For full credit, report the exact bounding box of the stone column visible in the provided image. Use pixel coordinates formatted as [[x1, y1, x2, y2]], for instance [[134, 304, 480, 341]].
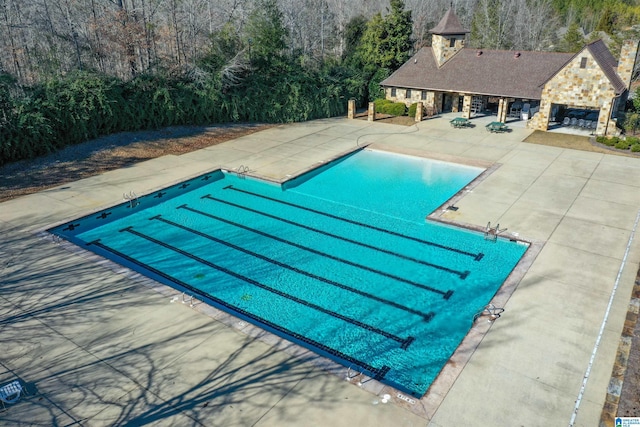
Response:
[[496, 98, 508, 123], [368, 102, 376, 122], [531, 100, 551, 131], [599, 101, 613, 136], [462, 95, 472, 119], [348, 99, 356, 119], [415, 102, 423, 122]]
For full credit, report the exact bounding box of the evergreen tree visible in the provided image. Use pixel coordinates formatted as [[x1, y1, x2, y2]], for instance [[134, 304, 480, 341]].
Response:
[[559, 22, 585, 52], [245, 0, 289, 70], [357, 0, 413, 70]]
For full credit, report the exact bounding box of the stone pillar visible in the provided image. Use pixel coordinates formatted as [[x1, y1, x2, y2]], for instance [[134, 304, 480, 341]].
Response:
[[496, 98, 508, 123], [531, 100, 551, 131], [368, 102, 376, 122], [599, 101, 614, 136], [348, 99, 356, 119], [462, 95, 472, 119], [415, 102, 423, 122]]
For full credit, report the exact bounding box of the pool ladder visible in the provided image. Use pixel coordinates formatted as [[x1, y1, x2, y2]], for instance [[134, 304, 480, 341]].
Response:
[[484, 222, 507, 242], [345, 365, 371, 386], [236, 165, 250, 179], [473, 303, 504, 322], [123, 190, 139, 208]]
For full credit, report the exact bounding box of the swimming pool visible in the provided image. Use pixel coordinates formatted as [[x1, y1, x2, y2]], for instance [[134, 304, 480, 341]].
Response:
[[49, 148, 528, 397]]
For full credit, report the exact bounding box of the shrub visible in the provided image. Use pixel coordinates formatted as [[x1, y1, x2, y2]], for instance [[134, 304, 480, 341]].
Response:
[[384, 102, 407, 116], [373, 98, 392, 112], [631, 144, 640, 152], [408, 103, 417, 117], [595, 135, 607, 144], [626, 136, 640, 145], [373, 98, 406, 115], [615, 140, 630, 150], [600, 137, 616, 146]]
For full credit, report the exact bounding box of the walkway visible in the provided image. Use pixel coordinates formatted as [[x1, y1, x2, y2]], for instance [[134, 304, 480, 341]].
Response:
[[1, 113, 639, 426]]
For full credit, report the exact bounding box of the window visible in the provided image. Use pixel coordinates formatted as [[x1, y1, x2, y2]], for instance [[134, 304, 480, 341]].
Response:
[[406, 89, 412, 98], [449, 38, 456, 48], [580, 57, 587, 68], [421, 90, 427, 101], [391, 88, 397, 97]]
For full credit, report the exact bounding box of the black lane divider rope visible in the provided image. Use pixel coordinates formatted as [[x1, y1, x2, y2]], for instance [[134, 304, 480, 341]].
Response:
[[86, 239, 392, 380], [202, 194, 470, 280], [178, 204, 454, 300], [118, 226, 415, 349], [152, 214, 435, 322], [224, 185, 485, 261]]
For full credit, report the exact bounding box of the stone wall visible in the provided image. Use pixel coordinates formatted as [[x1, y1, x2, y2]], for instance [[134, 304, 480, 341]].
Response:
[[531, 49, 617, 135], [432, 35, 465, 67]]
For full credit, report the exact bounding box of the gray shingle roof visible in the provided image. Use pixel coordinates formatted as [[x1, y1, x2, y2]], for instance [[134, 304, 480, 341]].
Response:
[[429, 8, 469, 35], [586, 39, 627, 94], [380, 47, 574, 99]]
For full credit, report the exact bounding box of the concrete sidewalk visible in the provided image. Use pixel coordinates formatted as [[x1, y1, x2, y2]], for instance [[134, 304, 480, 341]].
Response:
[[1, 114, 639, 426]]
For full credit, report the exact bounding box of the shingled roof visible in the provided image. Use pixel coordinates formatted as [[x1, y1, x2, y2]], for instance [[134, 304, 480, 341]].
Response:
[[380, 47, 574, 99], [429, 8, 469, 35], [585, 39, 627, 94]]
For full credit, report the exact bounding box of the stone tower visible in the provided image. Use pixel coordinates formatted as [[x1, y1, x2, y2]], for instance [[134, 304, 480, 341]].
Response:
[[429, 8, 469, 67]]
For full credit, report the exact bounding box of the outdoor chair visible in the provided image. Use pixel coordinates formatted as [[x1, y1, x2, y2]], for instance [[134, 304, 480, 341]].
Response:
[[0, 380, 24, 410], [578, 119, 585, 128], [562, 117, 571, 126], [569, 118, 578, 128]]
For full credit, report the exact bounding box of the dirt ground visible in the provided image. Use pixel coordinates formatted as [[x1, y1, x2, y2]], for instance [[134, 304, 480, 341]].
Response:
[[0, 123, 274, 203], [1, 118, 638, 418]]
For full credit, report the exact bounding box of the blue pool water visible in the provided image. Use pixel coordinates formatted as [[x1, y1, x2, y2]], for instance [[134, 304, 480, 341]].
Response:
[[50, 149, 528, 397]]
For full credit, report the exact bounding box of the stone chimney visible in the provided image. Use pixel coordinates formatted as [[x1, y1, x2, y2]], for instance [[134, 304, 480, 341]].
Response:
[[617, 39, 639, 89]]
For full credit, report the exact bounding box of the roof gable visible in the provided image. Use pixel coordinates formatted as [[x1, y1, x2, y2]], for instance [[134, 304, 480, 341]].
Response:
[[585, 39, 627, 94], [429, 8, 469, 35]]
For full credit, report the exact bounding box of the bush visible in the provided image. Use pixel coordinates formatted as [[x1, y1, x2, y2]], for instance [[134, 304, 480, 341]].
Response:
[[596, 135, 607, 144], [600, 136, 616, 146], [626, 136, 640, 145], [408, 103, 417, 118], [373, 98, 406, 115], [615, 140, 630, 150], [384, 102, 407, 116], [631, 144, 640, 152]]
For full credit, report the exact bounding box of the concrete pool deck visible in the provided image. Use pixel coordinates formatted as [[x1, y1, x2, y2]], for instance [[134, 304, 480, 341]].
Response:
[[1, 113, 639, 426]]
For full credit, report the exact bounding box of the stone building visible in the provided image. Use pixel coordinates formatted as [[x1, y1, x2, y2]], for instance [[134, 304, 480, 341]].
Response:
[[380, 8, 639, 136]]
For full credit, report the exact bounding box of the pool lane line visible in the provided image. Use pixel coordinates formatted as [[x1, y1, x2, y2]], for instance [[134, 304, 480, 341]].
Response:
[[118, 226, 416, 349], [201, 194, 471, 280], [178, 204, 455, 300], [86, 239, 393, 383], [151, 214, 435, 322], [224, 185, 484, 261]]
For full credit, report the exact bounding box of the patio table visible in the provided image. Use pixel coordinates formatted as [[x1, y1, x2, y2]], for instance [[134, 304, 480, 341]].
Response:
[[486, 121, 509, 133], [450, 117, 470, 128]]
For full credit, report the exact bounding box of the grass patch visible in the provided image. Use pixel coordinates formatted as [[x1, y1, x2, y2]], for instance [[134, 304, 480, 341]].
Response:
[[523, 131, 636, 156]]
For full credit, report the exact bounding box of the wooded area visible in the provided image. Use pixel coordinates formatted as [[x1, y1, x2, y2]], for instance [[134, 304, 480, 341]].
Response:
[[1, 0, 639, 165]]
